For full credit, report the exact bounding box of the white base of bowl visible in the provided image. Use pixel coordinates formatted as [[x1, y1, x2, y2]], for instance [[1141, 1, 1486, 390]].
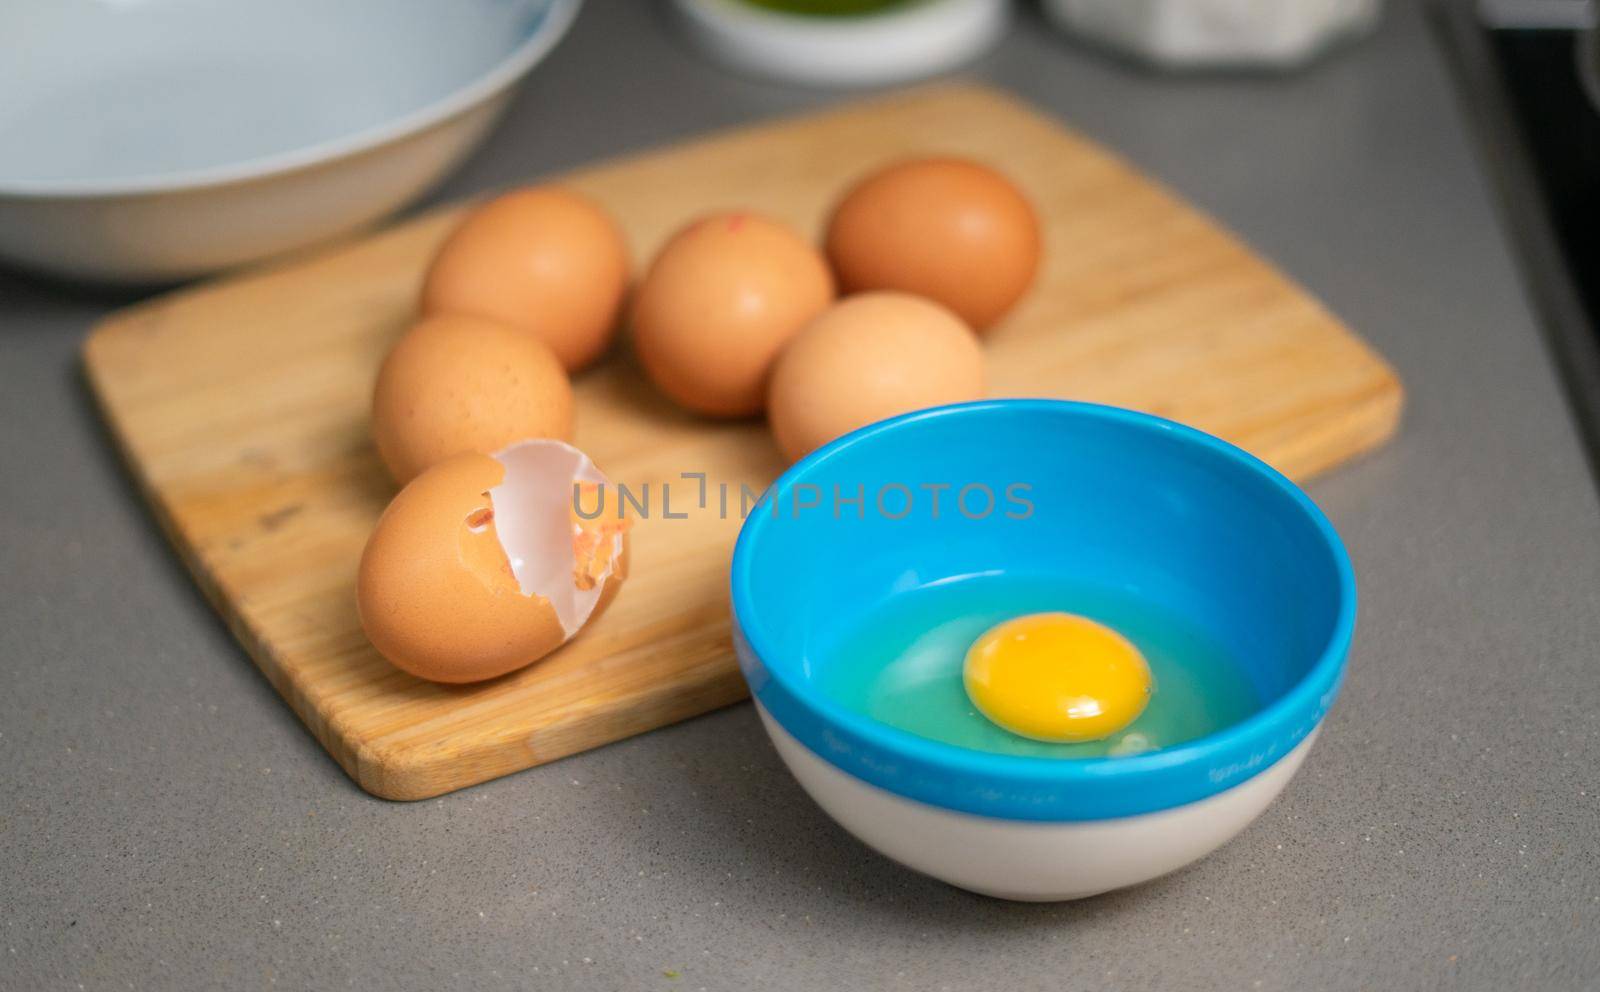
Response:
[[757, 703, 1316, 901], [0, 0, 581, 283], [0, 96, 510, 284], [673, 0, 1010, 89]]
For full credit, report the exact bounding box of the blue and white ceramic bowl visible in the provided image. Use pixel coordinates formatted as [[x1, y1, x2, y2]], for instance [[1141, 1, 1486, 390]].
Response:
[[731, 400, 1355, 901], [0, 0, 580, 282]]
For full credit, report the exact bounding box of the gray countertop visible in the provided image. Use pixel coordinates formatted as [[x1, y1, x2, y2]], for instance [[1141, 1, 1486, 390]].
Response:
[[3, 3, 1598, 990]]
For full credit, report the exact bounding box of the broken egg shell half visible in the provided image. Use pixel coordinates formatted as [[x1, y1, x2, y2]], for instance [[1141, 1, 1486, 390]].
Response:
[[357, 439, 629, 684]]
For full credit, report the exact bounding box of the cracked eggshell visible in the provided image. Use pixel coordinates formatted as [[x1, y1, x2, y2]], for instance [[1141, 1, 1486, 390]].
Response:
[[357, 441, 628, 684]]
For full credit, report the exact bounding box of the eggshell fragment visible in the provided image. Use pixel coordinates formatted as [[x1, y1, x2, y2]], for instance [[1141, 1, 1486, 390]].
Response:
[[420, 186, 631, 372], [767, 292, 986, 463], [371, 314, 574, 485], [630, 211, 835, 418], [825, 157, 1041, 331], [357, 440, 628, 684], [489, 439, 628, 635]]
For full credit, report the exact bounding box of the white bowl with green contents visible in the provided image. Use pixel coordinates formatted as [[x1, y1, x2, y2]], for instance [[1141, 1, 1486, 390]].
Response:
[[673, 0, 1010, 87]]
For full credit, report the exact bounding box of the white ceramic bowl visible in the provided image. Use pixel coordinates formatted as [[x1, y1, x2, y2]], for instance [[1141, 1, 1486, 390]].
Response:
[[0, 0, 581, 283], [672, 0, 1010, 88]]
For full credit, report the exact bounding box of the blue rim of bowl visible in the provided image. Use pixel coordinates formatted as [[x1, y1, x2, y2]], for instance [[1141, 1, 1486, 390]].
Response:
[[730, 399, 1356, 822], [0, 0, 580, 198]]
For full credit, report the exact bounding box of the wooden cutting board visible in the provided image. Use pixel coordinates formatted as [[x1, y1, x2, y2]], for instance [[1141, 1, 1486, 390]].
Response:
[[83, 84, 1402, 800]]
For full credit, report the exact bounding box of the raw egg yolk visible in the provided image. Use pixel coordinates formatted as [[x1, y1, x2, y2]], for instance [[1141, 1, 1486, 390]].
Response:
[[964, 613, 1152, 743]]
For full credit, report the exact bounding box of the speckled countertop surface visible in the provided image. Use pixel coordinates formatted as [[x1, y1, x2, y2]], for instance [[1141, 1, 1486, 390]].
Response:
[[3, 3, 1598, 990]]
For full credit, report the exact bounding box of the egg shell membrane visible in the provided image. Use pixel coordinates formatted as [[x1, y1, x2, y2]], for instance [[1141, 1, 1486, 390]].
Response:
[[488, 438, 626, 636]]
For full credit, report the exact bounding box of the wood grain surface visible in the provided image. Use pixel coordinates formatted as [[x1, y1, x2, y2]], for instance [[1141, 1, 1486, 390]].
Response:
[[82, 84, 1402, 800]]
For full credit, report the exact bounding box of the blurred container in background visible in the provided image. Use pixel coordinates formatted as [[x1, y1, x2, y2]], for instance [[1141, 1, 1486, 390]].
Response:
[[1043, 0, 1383, 69], [672, 0, 1010, 87]]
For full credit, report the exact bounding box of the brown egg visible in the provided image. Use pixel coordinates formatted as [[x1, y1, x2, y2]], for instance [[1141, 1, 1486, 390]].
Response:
[[420, 186, 630, 372], [358, 441, 629, 684], [371, 314, 573, 485], [768, 292, 986, 463], [631, 211, 835, 418], [825, 157, 1041, 332]]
